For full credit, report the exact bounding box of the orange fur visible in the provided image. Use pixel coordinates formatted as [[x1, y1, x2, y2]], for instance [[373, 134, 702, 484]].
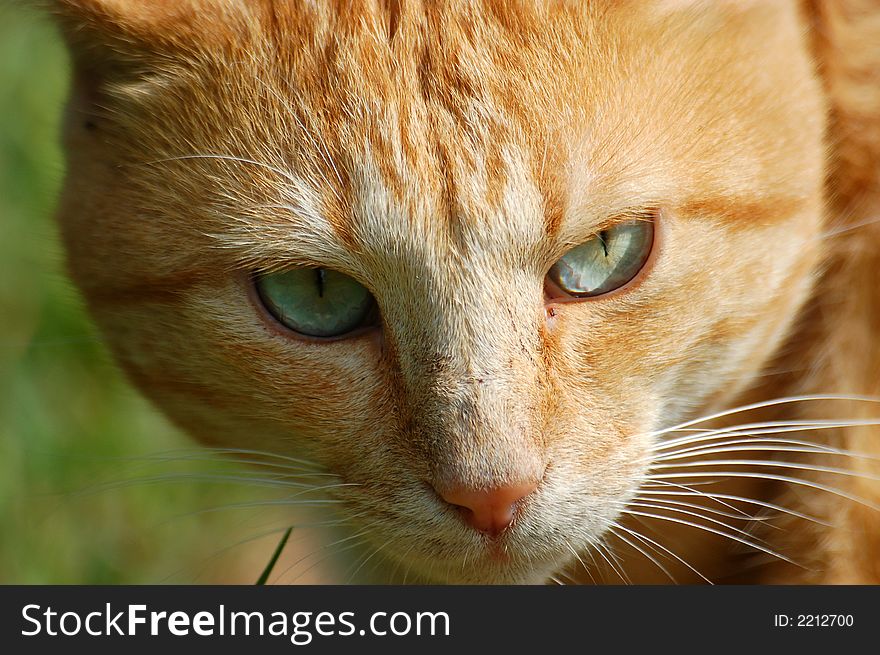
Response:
[[45, 0, 879, 583]]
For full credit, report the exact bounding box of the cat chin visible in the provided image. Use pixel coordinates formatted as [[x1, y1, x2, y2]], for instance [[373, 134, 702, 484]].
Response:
[[372, 547, 573, 585], [428, 568, 559, 586], [410, 560, 566, 585]]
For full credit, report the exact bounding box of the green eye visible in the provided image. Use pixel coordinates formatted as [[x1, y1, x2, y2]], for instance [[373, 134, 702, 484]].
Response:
[[255, 268, 376, 338], [547, 219, 654, 298]]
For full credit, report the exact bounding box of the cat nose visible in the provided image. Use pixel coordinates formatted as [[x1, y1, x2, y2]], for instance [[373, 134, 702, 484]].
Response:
[[437, 481, 539, 537]]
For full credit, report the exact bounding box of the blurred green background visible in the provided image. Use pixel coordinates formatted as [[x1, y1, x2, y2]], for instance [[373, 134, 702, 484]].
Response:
[[0, 2, 321, 584]]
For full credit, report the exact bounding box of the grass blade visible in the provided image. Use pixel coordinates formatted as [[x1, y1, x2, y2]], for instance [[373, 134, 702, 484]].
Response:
[[255, 527, 293, 585]]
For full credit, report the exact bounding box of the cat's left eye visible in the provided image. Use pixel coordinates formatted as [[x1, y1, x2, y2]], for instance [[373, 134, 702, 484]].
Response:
[[546, 219, 654, 299], [254, 268, 377, 339]]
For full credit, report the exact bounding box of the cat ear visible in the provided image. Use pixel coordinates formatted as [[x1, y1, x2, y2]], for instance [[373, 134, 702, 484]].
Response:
[[46, 0, 206, 76], [48, 0, 195, 33], [43, 0, 231, 135]]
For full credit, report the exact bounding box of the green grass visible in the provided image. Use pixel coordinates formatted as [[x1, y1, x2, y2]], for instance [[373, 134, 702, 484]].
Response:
[[0, 2, 299, 584]]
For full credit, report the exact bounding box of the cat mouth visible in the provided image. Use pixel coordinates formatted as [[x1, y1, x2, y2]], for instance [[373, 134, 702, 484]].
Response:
[[372, 524, 576, 584]]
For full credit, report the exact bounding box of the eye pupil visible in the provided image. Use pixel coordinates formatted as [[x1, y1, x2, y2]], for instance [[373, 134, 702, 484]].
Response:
[[315, 268, 325, 298], [598, 231, 609, 257]]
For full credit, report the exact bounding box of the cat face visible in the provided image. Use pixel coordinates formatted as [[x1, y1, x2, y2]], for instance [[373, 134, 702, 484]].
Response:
[[55, 0, 825, 583]]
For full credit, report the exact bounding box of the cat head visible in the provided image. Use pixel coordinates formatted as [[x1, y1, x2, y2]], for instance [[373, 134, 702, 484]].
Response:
[[52, 0, 825, 583]]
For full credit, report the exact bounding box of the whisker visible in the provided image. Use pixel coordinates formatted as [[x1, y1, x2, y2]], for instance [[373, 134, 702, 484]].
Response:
[[648, 471, 880, 512], [626, 500, 780, 546], [637, 488, 831, 526], [92, 473, 358, 499], [159, 524, 293, 584], [579, 542, 607, 584], [651, 459, 880, 482], [816, 213, 880, 240], [647, 395, 880, 440], [638, 479, 754, 518], [612, 523, 712, 583], [160, 498, 369, 583], [284, 538, 372, 585], [278, 524, 379, 584], [65, 473, 345, 500], [656, 420, 880, 452], [621, 508, 802, 568], [630, 495, 777, 524], [141, 154, 302, 186], [37, 446, 325, 475], [244, 71, 345, 202], [654, 440, 879, 463], [183, 446, 325, 469], [607, 525, 678, 583], [345, 538, 394, 584], [389, 541, 421, 584], [592, 538, 631, 585], [564, 540, 597, 584]]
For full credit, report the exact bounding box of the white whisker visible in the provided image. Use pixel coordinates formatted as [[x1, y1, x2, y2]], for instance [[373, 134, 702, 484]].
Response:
[[638, 479, 754, 518], [626, 500, 779, 545], [141, 154, 302, 186], [649, 471, 880, 512], [630, 495, 776, 524], [188, 447, 326, 469], [564, 540, 597, 584], [621, 509, 802, 567], [651, 459, 880, 482], [637, 488, 831, 526], [279, 523, 379, 584], [817, 214, 880, 240], [656, 420, 880, 453], [647, 395, 880, 440], [654, 440, 878, 463], [68, 473, 351, 500], [607, 525, 679, 583], [613, 523, 712, 583], [592, 539, 631, 584], [346, 538, 394, 584], [285, 538, 372, 585]]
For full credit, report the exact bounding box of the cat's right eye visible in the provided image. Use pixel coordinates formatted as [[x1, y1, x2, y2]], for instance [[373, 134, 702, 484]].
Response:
[[545, 219, 654, 299], [254, 268, 377, 338]]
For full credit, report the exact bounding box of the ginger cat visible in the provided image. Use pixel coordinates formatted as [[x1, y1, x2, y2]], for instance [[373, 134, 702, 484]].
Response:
[[46, 0, 879, 584]]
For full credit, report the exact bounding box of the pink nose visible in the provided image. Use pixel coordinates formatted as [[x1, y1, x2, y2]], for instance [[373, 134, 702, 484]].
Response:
[[438, 481, 539, 537]]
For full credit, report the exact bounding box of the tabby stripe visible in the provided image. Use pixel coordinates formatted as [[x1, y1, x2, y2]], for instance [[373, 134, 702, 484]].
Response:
[[678, 195, 811, 227], [85, 270, 210, 306]]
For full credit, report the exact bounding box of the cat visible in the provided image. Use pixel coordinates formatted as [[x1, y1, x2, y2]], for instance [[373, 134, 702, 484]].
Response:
[[45, 0, 879, 584]]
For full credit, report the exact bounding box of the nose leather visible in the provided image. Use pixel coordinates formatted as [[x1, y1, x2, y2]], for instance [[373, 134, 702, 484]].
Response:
[[438, 481, 538, 537]]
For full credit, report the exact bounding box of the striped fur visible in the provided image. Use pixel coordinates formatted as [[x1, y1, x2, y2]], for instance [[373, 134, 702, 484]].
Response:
[[48, 0, 879, 583]]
